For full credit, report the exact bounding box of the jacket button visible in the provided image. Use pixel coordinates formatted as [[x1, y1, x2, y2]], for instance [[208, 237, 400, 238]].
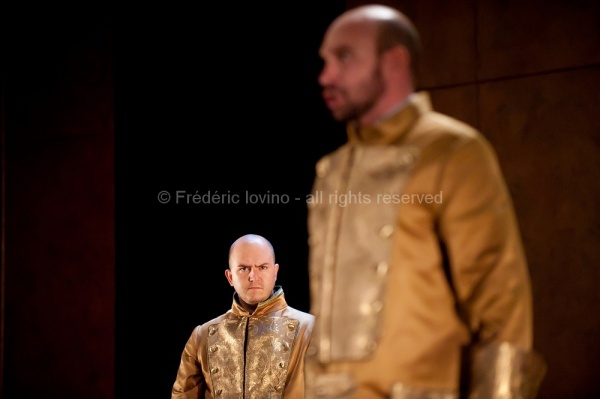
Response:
[[376, 261, 389, 276], [360, 302, 371, 315], [399, 150, 415, 166], [371, 300, 383, 313], [365, 340, 378, 352], [379, 224, 394, 238], [316, 158, 330, 177], [360, 300, 383, 314]]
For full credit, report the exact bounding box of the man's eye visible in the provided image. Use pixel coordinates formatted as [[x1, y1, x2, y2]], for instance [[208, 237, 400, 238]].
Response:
[[339, 51, 351, 62]]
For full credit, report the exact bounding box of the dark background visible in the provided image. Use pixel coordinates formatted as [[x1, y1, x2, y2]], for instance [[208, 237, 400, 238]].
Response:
[[2, 1, 599, 398], [113, 2, 347, 398]]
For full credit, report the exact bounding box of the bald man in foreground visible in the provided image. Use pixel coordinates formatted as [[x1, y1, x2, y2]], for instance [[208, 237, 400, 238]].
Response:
[[171, 234, 314, 399], [305, 4, 546, 399]]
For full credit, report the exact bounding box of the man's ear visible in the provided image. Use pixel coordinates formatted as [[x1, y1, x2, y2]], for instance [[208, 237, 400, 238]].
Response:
[[225, 269, 234, 286], [383, 45, 411, 75]]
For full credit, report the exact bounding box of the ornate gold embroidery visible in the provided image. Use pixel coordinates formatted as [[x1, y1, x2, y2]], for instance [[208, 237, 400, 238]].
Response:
[[208, 316, 300, 398]]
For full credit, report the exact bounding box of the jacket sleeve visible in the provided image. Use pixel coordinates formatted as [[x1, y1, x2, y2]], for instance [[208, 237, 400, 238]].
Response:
[[284, 313, 315, 398], [171, 325, 206, 399], [438, 134, 533, 349]]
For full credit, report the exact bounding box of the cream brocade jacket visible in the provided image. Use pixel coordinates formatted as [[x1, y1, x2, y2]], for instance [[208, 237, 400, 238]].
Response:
[[172, 287, 315, 399], [305, 92, 546, 399]]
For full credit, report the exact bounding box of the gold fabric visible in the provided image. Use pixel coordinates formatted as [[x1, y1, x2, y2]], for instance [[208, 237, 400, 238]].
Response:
[[468, 342, 547, 399], [172, 287, 315, 399], [392, 384, 458, 399], [305, 92, 540, 398]]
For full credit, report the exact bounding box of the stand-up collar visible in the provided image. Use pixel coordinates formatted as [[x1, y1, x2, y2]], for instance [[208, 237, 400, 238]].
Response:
[[231, 286, 287, 317], [347, 91, 432, 145]]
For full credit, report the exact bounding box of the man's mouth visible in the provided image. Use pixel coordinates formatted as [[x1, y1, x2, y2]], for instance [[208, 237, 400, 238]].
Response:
[[322, 89, 340, 108]]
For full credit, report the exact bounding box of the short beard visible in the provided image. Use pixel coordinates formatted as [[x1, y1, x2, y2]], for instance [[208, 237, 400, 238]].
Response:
[[340, 63, 385, 123]]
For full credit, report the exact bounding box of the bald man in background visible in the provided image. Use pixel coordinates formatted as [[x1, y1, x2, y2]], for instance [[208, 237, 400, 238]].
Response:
[[305, 4, 546, 399], [171, 234, 314, 399]]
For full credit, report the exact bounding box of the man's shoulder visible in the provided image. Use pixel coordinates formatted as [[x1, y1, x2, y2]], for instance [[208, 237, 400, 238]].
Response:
[[419, 110, 480, 140], [193, 310, 234, 332], [409, 109, 496, 159]]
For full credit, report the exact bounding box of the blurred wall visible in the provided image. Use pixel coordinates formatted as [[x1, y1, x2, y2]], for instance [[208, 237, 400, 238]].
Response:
[[1, 12, 115, 399]]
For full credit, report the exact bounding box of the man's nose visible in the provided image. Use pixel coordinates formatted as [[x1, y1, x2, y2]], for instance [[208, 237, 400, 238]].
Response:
[[318, 61, 336, 87], [248, 267, 258, 281]]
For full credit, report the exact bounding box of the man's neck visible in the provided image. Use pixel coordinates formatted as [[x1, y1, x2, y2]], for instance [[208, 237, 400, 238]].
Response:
[[378, 93, 415, 122], [357, 93, 415, 127]]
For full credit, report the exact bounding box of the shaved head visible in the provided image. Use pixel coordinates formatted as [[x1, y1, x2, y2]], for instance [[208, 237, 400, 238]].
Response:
[[229, 234, 275, 267], [329, 4, 421, 79]]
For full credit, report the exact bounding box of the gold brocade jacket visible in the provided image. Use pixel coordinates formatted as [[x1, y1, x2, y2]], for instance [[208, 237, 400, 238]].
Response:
[[305, 92, 546, 399], [172, 287, 315, 399]]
